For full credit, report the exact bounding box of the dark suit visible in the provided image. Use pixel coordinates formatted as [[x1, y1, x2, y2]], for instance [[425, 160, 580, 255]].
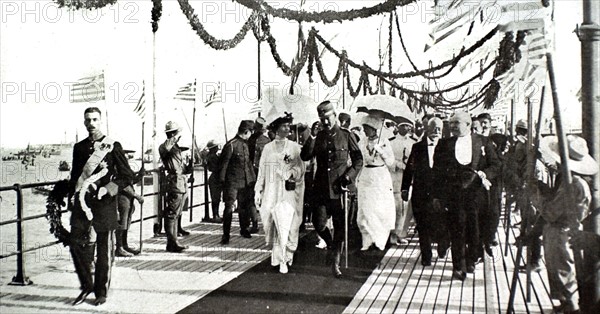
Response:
[[433, 133, 500, 271], [401, 138, 449, 262], [219, 136, 256, 236], [69, 136, 133, 299], [300, 124, 363, 250]]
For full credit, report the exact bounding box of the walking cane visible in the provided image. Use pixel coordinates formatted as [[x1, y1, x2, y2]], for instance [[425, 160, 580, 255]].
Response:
[[342, 187, 349, 268]]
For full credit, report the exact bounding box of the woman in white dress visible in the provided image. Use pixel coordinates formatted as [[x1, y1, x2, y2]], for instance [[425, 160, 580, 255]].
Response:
[[356, 115, 396, 250], [255, 113, 306, 274]]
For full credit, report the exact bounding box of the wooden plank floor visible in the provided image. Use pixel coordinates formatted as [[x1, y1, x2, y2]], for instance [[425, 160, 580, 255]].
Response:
[[344, 209, 559, 314], [0, 218, 271, 313], [0, 208, 562, 313]]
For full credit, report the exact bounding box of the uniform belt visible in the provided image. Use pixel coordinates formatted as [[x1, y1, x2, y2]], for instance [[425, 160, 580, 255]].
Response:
[[365, 164, 384, 168]]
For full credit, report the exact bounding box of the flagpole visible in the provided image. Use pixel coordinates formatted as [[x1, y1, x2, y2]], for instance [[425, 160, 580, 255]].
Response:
[[189, 79, 197, 223], [139, 121, 145, 253], [103, 70, 109, 136], [151, 31, 161, 236], [222, 105, 228, 142]]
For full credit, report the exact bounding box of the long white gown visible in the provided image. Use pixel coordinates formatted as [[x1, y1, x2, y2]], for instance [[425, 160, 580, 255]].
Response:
[[356, 138, 396, 250], [255, 139, 305, 267]]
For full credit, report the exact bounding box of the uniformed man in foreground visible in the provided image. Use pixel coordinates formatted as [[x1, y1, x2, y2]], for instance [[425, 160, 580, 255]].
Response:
[[219, 120, 257, 244], [158, 121, 191, 253], [69, 107, 134, 306], [301, 101, 363, 278]]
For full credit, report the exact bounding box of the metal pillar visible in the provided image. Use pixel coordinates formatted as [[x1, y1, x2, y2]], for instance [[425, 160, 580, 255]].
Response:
[[578, 0, 600, 311]]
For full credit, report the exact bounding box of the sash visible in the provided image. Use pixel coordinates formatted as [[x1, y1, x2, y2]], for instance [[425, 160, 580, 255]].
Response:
[[75, 137, 115, 192]]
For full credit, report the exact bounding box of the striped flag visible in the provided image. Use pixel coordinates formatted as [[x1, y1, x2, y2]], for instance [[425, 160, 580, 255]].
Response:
[[133, 81, 146, 120], [204, 85, 222, 108], [69, 73, 105, 103], [248, 100, 262, 115], [174, 81, 197, 102]]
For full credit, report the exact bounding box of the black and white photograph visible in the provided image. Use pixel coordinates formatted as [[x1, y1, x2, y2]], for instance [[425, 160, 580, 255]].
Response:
[[1, 0, 598, 313]]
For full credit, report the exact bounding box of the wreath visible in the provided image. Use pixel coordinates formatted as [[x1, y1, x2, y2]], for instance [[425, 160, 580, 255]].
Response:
[[45, 180, 71, 246]]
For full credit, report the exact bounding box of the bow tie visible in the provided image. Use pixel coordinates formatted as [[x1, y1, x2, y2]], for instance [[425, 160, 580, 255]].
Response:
[[428, 143, 435, 146]]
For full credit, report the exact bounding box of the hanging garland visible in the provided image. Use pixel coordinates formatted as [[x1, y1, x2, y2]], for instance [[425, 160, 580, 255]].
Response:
[[178, 0, 258, 50], [312, 26, 499, 80], [54, 0, 116, 10], [260, 17, 314, 77], [234, 0, 415, 23], [45, 180, 71, 246], [151, 0, 162, 33]]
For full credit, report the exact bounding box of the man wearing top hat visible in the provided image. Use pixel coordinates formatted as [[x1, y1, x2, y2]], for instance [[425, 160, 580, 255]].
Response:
[[432, 112, 500, 281], [69, 107, 134, 306], [301, 100, 363, 278], [219, 120, 257, 244], [158, 121, 191, 253]]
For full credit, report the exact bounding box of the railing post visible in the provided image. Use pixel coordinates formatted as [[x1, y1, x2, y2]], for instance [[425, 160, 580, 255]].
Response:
[[203, 165, 210, 222], [9, 184, 32, 286]]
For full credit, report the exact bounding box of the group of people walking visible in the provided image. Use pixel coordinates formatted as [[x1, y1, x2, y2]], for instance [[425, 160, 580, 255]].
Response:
[[65, 103, 597, 313]]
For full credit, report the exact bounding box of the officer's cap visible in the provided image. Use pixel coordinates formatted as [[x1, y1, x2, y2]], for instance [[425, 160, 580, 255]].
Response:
[[317, 101, 335, 118], [238, 120, 255, 133]]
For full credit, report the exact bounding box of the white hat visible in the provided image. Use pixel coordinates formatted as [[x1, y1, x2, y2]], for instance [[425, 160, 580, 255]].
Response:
[[540, 135, 598, 176], [361, 115, 383, 132]]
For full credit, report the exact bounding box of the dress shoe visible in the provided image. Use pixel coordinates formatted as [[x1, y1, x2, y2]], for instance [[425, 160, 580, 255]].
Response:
[[332, 263, 342, 278], [221, 234, 230, 245], [421, 259, 432, 267], [94, 296, 107, 306], [279, 263, 288, 274], [249, 226, 259, 234], [115, 247, 134, 257], [73, 289, 93, 305], [166, 242, 188, 253], [124, 246, 141, 256], [211, 217, 223, 223], [452, 270, 466, 281], [178, 229, 190, 237], [466, 265, 475, 273], [240, 230, 252, 238]]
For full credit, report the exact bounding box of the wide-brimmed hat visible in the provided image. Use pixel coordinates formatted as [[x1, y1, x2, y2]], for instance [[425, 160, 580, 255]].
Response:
[[361, 115, 383, 132], [540, 135, 598, 176], [165, 121, 182, 134], [516, 119, 528, 130], [206, 140, 219, 150], [269, 112, 294, 131]]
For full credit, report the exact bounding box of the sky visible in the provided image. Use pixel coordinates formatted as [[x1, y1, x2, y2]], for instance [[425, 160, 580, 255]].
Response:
[[0, 0, 585, 151]]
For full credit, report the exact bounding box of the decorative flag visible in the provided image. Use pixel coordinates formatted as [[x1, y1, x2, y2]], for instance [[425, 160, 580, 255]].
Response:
[[133, 81, 146, 120], [204, 85, 222, 108], [248, 100, 262, 115], [69, 73, 105, 103], [174, 81, 197, 102]]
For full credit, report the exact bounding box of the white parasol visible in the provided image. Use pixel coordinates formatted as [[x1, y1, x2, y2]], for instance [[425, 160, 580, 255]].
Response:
[[260, 86, 319, 125]]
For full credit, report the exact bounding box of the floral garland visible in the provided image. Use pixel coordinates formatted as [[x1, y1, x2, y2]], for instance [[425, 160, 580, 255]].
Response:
[[178, 0, 257, 50], [260, 16, 313, 77], [234, 0, 415, 23], [45, 180, 71, 246], [151, 0, 162, 33], [54, 0, 116, 9]]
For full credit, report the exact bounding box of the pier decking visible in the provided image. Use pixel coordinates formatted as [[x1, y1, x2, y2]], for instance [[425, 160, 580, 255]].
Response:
[[0, 212, 559, 313]]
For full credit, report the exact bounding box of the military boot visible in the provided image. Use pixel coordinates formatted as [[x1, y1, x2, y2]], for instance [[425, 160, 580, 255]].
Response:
[[122, 229, 140, 255], [165, 218, 188, 253], [115, 230, 133, 257], [177, 216, 190, 236], [332, 245, 343, 278]]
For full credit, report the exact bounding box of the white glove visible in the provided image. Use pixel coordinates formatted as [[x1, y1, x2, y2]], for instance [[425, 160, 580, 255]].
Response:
[[373, 144, 385, 155], [255, 192, 262, 208], [97, 187, 108, 200], [477, 171, 492, 190]]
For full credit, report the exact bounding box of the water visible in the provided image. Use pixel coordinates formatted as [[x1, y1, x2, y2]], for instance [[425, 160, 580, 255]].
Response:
[[0, 149, 209, 284]]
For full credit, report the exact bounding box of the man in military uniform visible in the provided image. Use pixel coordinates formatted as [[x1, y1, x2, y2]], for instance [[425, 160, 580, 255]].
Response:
[[158, 121, 191, 253], [247, 117, 270, 233], [204, 140, 223, 223], [301, 101, 363, 278], [219, 120, 256, 244], [69, 107, 134, 306]]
